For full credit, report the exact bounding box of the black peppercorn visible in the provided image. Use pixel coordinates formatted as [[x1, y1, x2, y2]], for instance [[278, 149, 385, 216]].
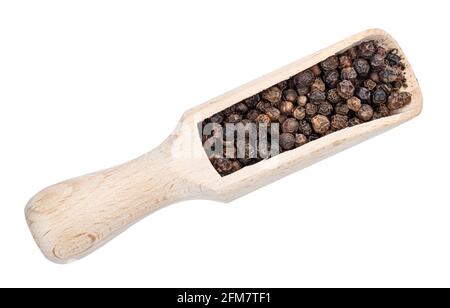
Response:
[[308, 134, 320, 142], [235, 102, 249, 114], [261, 86, 282, 104], [279, 133, 296, 150], [330, 114, 348, 130], [297, 95, 308, 107], [226, 112, 242, 123], [244, 94, 260, 108], [327, 89, 341, 104], [339, 54, 352, 68], [379, 67, 398, 83], [387, 92, 411, 111], [213, 158, 233, 176], [340, 67, 358, 81], [370, 53, 386, 72], [282, 118, 299, 134], [357, 104, 374, 121], [335, 102, 350, 115], [310, 64, 322, 77], [222, 105, 236, 116], [256, 101, 271, 112], [265, 106, 281, 121], [293, 106, 306, 120], [209, 113, 224, 124], [386, 50, 401, 66], [369, 72, 380, 83], [348, 117, 362, 127], [277, 80, 289, 91], [311, 78, 326, 92], [364, 79, 377, 91], [246, 109, 260, 122], [348, 46, 358, 59], [372, 87, 387, 105], [279, 101, 295, 115], [305, 103, 318, 118], [311, 115, 330, 134], [358, 41, 377, 59], [347, 96, 361, 112], [256, 114, 271, 124], [337, 80, 355, 99], [277, 114, 287, 124], [299, 120, 313, 136], [324, 70, 339, 88], [293, 69, 315, 87], [283, 89, 298, 102], [353, 58, 370, 77], [356, 87, 371, 102], [377, 103, 390, 117], [318, 101, 333, 116], [321, 55, 339, 71], [308, 90, 327, 104], [294, 133, 307, 147], [296, 86, 310, 96]]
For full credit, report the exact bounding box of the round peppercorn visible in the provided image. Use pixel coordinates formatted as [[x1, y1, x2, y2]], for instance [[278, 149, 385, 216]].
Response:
[[265, 107, 281, 121], [377, 103, 390, 117], [283, 89, 298, 102], [339, 54, 352, 68], [310, 64, 322, 77], [364, 79, 377, 91], [370, 53, 386, 72], [357, 104, 374, 121], [311, 115, 330, 134], [210, 113, 224, 124], [279, 133, 296, 150], [295, 134, 308, 147], [358, 41, 377, 59], [246, 109, 260, 122], [372, 88, 387, 105], [348, 117, 362, 127], [330, 114, 348, 130], [261, 86, 282, 104], [335, 102, 350, 115], [277, 114, 287, 124], [346, 96, 362, 112], [379, 67, 398, 83], [386, 51, 401, 66], [297, 86, 309, 96], [353, 58, 370, 77], [308, 90, 327, 104], [311, 78, 326, 92], [305, 103, 318, 118], [256, 114, 271, 124], [340, 67, 358, 80], [321, 55, 339, 71], [297, 95, 308, 107], [235, 102, 249, 114], [256, 101, 271, 112], [299, 120, 313, 136], [279, 101, 295, 115], [282, 118, 299, 133], [293, 69, 315, 87], [327, 89, 341, 104], [337, 80, 355, 99], [356, 87, 371, 102], [293, 106, 306, 120], [318, 101, 333, 116], [244, 94, 260, 108], [227, 112, 242, 123], [324, 70, 339, 88], [348, 46, 358, 59], [277, 80, 288, 91]]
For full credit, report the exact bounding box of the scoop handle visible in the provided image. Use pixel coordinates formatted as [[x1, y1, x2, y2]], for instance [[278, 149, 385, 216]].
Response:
[[25, 139, 198, 263]]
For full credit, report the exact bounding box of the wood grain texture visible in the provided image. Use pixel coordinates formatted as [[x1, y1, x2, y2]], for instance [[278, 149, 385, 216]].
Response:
[[25, 29, 423, 263]]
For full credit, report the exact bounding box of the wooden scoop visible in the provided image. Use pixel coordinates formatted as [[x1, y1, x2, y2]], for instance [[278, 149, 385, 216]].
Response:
[[25, 29, 422, 263]]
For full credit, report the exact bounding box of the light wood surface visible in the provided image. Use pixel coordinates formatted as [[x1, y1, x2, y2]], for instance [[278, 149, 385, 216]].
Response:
[[25, 29, 423, 263]]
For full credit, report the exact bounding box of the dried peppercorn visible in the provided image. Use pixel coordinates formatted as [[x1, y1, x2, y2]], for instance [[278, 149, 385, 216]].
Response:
[[213, 158, 233, 175], [358, 41, 377, 59], [339, 54, 352, 68], [364, 79, 377, 91], [321, 56, 339, 71], [256, 101, 271, 112], [348, 117, 362, 127], [295, 134, 308, 147], [235, 102, 249, 114], [341, 67, 358, 80], [386, 50, 401, 66], [337, 80, 355, 99], [261, 86, 282, 104], [348, 46, 358, 59], [265, 106, 281, 121], [209, 113, 224, 124], [327, 89, 341, 104], [308, 90, 327, 104], [357, 104, 374, 121], [387, 92, 411, 111], [297, 86, 309, 96], [311, 78, 326, 92], [279, 101, 295, 115], [379, 67, 398, 83], [310, 64, 322, 77], [297, 95, 308, 107], [299, 120, 312, 136], [293, 69, 315, 87], [347, 96, 361, 112], [282, 118, 299, 133], [311, 115, 330, 134], [330, 114, 348, 130], [256, 114, 271, 124], [284, 89, 298, 102], [244, 94, 260, 108], [324, 70, 339, 88], [279, 133, 296, 150], [372, 87, 387, 105], [377, 104, 390, 117], [305, 103, 318, 118], [353, 58, 370, 77], [293, 106, 306, 120], [318, 101, 333, 116], [370, 53, 386, 72], [226, 112, 243, 123], [246, 109, 260, 122], [335, 102, 350, 115], [356, 87, 371, 102]]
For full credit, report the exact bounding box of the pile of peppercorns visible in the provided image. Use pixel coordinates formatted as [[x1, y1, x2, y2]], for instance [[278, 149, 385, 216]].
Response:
[[202, 40, 412, 176]]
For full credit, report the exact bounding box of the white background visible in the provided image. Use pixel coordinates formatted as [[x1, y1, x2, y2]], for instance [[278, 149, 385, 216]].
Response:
[[0, 1, 448, 288]]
